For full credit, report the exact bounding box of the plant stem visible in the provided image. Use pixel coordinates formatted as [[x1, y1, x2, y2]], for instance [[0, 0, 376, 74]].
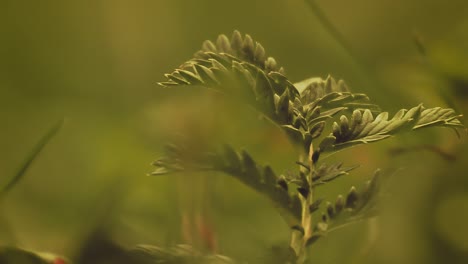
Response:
[[290, 144, 315, 264]]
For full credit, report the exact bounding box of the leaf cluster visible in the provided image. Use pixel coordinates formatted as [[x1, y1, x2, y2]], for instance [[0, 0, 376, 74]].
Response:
[[154, 31, 464, 252], [159, 31, 462, 154]]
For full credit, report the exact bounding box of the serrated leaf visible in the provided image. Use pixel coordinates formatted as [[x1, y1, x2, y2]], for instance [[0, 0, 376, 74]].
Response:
[[159, 32, 309, 147], [265, 57, 278, 72], [216, 34, 231, 53], [254, 42, 266, 64], [297, 76, 367, 108], [157, 81, 179, 87], [158, 31, 464, 160], [413, 107, 463, 129], [323, 104, 462, 152], [275, 90, 291, 124], [313, 171, 381, 238], [202, 40, 217, 52], [230, 30, 243, 54], [151, 144, 302, 224], [176, 69, 203, 85], [165, 73, 189, 85], [312, 162, 358, 186], [242, 34, 255, 61], [241, 150, 260, 178], [205, 60, 227, 75], [335, 195, 344, 214], [268, 72, 300, 98], [254, 69, 274, 101], [150, 167, 172, 176], [223, 144, 241, 170], [205, 52, 232, 68], [193, 64, 219, 86], [309, 121, 326, 139], [318, 136, 336, 152], [345, 186, 359, 209]]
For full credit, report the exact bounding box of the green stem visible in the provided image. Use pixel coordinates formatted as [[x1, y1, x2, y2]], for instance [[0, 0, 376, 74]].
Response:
[[290, 144, 315, 264]]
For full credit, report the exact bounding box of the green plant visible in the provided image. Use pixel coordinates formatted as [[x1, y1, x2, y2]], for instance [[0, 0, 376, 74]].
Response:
[[152, 31, 464, 263]]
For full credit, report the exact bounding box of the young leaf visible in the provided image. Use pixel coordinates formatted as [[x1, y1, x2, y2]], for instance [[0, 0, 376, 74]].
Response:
[[158, 31, 311, 148], [312, 170, 381, 239], [311, 162, 359, 186], [195, 31, 281, 73], [296, 75, 373, 111], [320, 105, 463, 152]]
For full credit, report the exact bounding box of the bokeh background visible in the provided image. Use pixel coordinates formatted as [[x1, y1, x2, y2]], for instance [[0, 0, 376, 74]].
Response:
[[1, 0, 468, 263]]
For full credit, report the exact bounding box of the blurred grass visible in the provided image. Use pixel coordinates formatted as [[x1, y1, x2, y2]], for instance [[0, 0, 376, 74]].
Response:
[[0, 119, 63, 200], [0, 0, 467, 263]]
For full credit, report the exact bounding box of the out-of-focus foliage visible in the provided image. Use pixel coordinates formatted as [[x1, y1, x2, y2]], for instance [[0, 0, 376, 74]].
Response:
[[0, 119, 63, 200], [1, 0, 467, 263]]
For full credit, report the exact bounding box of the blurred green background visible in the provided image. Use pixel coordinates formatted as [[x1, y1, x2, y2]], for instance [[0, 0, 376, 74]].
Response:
[[1, 0, 467, 263]]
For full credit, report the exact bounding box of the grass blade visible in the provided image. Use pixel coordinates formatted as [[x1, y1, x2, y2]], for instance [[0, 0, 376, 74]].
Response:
[[0, 118, 64, 199], [304, 0, 361, 66]]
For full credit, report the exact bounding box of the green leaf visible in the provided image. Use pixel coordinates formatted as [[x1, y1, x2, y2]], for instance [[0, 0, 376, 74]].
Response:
[[297, 75, 370, 109], [318, 135, 336, 151], [158, 31, 464, 157], [308, 121, 326, 139], [158, 32, 312, 148], [151, 144, 302, 225], [312, 170, 381, 239], [312, 162, 359, 186], [193, 64, 219, 86], [254, 69, 276, 115], [216, 34, 232, 53], [195, 31, 281, 73], [321, 105, 463, 152], [414, 107, 463, 129]]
